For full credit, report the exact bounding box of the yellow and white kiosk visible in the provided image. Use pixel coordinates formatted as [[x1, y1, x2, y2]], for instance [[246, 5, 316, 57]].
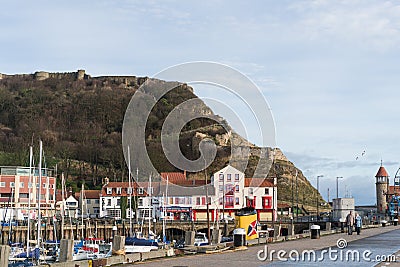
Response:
[[235, 207, 258, 240]]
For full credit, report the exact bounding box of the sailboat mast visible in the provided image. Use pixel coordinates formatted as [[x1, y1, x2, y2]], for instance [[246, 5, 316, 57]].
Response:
[[162, 175, 168, 243], [37, 140, 43, 248], [61, 173, 65, 239], [81, 183, 84, 239], [128, 147, 132, 237], [26, 146, 33, 255], [148, 174, 151, 238]]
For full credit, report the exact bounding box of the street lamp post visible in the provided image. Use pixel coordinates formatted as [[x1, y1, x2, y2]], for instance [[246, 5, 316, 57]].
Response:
[[394, 168, 400, 196], [316, 175, 324, 221], [336, 177, 343, 199]]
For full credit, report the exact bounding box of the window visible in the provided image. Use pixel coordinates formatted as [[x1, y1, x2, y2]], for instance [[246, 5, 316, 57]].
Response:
[[262, 196, 272, 209], [235, 174, 239, 181], [127, 187, 132, 194], [0, 182, 5, 187], [10, 182, 15, 188], [106, 188, 112, 194], [219, 185, 223, 192], [43, 183, 46, 188], [226, 184, 233, 194], [235, 185, 239, 192], [227, 174, 231, 181], [225, 196, 234, 208], [264, 188, 269, 195], [138, 198, 143, 206], [107, 199, 111, 206], [108, 209, 121, 218], [28, 182, 32, 188], [201, 197, 206, 205], [52, 184, 55, 189], [117, 198, 121, 206], [235, 197, 240, 205], [116, 187, 122, 194], [93, 208, 99, 214], [249, 188, 253, 195], [95, 199, 100, 204], [86, 199, 91, 204], [196, 197, 200, 205], [20, 182, 24, 188], [219, 173, 224, 181], [138, 188, 144, 194]]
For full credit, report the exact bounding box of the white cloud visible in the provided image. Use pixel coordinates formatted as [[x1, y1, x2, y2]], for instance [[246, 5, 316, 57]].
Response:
[[288, 0, 400, 51]]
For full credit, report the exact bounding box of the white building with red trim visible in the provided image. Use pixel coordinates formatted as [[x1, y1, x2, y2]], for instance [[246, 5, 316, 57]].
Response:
[[99, 178, 152, 220], [191, 165, 277, 221], [96, 165, 277, 222]]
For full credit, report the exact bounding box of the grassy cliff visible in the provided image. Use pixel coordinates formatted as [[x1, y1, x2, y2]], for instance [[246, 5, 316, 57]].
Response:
[[0, 70, 326, 208]]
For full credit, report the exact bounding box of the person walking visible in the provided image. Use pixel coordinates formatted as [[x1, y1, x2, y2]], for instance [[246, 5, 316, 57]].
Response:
[[346, 211, 355, 235], [355, 213, 362, 235]]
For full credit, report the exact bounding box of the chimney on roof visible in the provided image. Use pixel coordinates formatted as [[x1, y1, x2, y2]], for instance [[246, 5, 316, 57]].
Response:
[[184, 170, 187, 178], [103, 177, 110, 186]]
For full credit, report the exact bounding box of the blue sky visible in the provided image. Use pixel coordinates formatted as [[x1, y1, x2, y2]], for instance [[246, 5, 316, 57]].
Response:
[[1, 0, 400, 205]]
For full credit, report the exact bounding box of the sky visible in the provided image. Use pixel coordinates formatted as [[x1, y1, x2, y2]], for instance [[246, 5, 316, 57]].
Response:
[[1, 0, 400, 205]]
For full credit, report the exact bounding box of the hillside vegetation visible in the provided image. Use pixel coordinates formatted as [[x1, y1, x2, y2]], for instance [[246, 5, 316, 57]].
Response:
[[0, 71, 326, 209]]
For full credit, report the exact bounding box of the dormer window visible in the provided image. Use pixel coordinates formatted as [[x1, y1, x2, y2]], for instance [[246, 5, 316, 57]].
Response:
[[106, 188, 112, 194], [138, 187, 144, 194], [127, 187, 133, 194], [116, 187, 122, 194]]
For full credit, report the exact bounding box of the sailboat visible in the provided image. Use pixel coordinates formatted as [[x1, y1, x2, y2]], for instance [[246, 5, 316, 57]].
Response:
[[9, 143, 43, 265], [124, 147, 158, 253], [80, 184, 111, 259]]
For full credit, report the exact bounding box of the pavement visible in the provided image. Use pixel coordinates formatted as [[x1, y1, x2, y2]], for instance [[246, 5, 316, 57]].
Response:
[[129, 225, 400, 267]]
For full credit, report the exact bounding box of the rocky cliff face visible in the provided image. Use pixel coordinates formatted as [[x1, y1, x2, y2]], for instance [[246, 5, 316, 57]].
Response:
[[0, 70, 326, 207]]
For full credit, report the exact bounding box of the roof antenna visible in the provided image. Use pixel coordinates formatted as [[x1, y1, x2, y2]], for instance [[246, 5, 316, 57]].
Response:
[[381, 158, 383, 166]]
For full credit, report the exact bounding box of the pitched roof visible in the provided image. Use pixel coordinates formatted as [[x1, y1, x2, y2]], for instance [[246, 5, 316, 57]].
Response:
[[160, 172, 187, 184], [244, 178, 275, 187], [376, 166, 389, 177], [83, 190, 101, 199]]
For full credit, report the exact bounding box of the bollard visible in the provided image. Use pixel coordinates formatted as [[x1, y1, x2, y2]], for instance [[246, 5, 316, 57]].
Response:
[[112, 235, 126, 255], [59, 239, 74, 262], [381, 220, 387, 227], [310, 225, 320, 239], [0, 245, 10, 267], [185, 231, 195, 246], [394, 219, 398, 226], [339, 218, 345, 233], [233, 228, 246, 247], [212, 229, 222, 244]]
